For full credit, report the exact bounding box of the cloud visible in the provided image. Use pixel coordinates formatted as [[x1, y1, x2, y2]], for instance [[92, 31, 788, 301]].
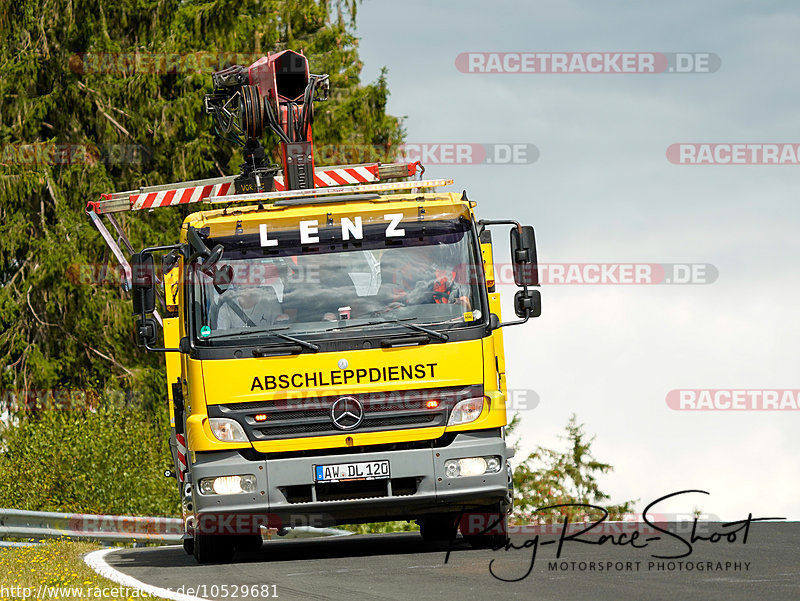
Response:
[[355, 0, 800, 519]]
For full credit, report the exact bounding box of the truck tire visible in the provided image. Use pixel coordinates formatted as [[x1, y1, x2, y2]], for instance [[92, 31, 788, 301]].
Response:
[[233, 533, 263, 553], [193, 533, 235, 564], [182, 537, 194, 555], [418, 514, 459, 542], [460, 503, 509, 549]]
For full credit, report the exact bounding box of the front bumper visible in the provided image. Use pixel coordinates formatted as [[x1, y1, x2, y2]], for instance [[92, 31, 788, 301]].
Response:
[[190, 430, 509, 530]]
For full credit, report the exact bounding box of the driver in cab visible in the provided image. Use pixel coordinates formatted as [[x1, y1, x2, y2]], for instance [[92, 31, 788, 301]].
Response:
[[215, 269, 288, 329], [381, 244, 471, 309]]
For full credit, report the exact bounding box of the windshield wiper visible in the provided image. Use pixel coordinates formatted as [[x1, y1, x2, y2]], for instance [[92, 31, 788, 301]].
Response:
[[206, 327, 320, 352], [332, 317, 449, 342]]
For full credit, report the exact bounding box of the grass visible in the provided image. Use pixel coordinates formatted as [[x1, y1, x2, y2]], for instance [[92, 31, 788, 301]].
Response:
[[0, 540, 166, 600], [0, 527, 421, 599]]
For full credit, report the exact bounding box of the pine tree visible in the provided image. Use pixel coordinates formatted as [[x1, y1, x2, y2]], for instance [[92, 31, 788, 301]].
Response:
[[0, 0, 405, 407]]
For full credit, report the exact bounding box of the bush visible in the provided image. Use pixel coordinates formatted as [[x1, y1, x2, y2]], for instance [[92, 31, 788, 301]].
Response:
[[0, 404, 179, 516]]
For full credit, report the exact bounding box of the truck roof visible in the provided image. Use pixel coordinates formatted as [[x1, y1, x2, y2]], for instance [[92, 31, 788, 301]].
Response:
[[181, 192, 474, 232]]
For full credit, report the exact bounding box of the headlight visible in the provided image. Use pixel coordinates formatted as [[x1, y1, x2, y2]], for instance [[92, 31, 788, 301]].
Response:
[[447, 397, 485, 426], [209, 418, 248, 442], [456, 457, 487, 477], [443, 456, 503, 478], [199, 475, 257, 495]]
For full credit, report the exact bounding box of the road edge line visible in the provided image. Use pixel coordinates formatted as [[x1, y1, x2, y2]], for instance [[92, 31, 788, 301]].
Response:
[[84, 547, 208, 601]]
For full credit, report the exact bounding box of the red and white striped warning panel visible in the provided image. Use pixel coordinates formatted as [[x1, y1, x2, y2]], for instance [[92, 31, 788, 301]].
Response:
[[273, 165, 379, 191], [131, 182, 234, 211], [90, 162, 421, 214], [129, 166, 380, 208], [176, 433, 188, 482]]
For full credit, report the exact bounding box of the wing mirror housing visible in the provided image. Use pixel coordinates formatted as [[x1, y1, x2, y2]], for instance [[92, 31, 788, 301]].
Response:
[[514, 289, 542, 319], [510, 225, 539, 287], [213, 264, 234, 294], [136, 317, 160, 348], [131, 252, 156, 316]]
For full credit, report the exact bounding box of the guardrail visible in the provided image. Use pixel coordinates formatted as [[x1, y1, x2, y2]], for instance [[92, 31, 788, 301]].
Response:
[[0, 509, 351, 546], [0, 509, 183, 544]]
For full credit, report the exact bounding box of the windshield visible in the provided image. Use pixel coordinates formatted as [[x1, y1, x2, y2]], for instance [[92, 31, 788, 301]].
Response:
[[191, 218, 486, 342]]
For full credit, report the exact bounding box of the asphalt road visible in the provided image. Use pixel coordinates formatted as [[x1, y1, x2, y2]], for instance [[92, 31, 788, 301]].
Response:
[[103, 522, 799, 601]]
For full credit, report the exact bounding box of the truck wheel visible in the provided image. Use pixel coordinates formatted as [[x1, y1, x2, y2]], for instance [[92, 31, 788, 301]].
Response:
[[233, 533, 263, 553], [193, 533, 235, 564], [419, 514, 459, 542], [182, 537, 194, 555], [460, 503, 509, 549]]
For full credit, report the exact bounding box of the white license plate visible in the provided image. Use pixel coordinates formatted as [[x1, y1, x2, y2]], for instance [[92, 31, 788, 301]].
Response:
[[314, 460, 390, 483]]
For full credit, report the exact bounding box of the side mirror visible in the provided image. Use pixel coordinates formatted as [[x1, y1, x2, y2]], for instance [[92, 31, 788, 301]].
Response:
[[136, 317, 159, 347], [514, 289, 541, 319], [131, 252, 156, 315], [510, 226, 539, 287], [187, 225, 211, 257], [162, 249, 181, 274], [213, 264, 234, 294], [202, 244, 225, 276], [130, 245, 184, 354]]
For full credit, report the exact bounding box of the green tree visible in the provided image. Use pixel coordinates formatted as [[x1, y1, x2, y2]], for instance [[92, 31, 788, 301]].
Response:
[[510, 414, 635, 524], [0, 0, 405, 405]]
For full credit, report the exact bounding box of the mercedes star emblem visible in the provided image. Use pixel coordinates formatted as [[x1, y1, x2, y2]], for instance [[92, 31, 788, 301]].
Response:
[[330, 396, 364, 431]]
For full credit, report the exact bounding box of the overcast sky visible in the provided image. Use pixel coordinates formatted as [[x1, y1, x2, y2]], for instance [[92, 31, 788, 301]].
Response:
[[356, 0, 800, 521]]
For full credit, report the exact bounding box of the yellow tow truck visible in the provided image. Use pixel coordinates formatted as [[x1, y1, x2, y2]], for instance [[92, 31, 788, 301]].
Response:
[[86, 50, 541, 563]]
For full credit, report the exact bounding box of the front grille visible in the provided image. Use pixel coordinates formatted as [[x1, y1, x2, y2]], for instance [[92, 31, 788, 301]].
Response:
[[368, 414, 438, 428], [259, 422, 333, 436], [209, 385, 481, 441], [280, 477, 419, 504]]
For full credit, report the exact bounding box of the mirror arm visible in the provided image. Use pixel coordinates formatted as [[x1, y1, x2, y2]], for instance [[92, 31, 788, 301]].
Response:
[[142, 339, 182, 353], [497, 314, 530, 329], [478, 219, 522, 233], [141, 243, 184, 255], [137, 312, 182, 353], [498, 282, 531, 328]]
